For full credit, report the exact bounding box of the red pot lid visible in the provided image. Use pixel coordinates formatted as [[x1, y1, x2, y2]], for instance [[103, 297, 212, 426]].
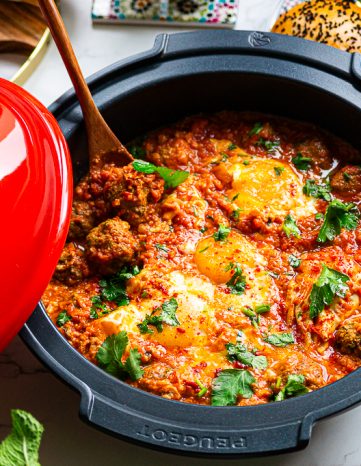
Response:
[[0, 78, 72, 351]]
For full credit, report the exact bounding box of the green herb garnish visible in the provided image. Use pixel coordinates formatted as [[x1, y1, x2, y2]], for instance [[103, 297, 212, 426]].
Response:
[[274, 166, 285, 176], [274, 374, 308, 401], [343, 172, 352, 182], [309, 264, 349, 319], [292, 153, 312, 170], [155, 243, 169, 253], [317, 199, 359, 243], [138, 298, 180, 334], [255, 304, 271, 314], [228, 143, 238, 150], [264, 332, 295, 347], [303, 179, 332, 201], [249, 122, 263, 137], [225, 262, 247, 295], [56, 310, 71, 327], [96, 330, 143, 381], [288, 254, 301, 269], [226, 343, 268, 370], [89, 295, 110, 320], [132, 159, 189, 189], [0, 410, 44, 466], [282, 215, 301, 238], [256, 138, 280, 152], [213, 225, 231, 241], [211, 369, 255, 406]]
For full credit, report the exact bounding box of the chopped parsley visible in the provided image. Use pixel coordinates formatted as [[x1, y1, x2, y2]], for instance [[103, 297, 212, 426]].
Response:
[[99, 265, 141, 307], [226, 342, 268, 370], [243, 160, 250, 166], [242, 307, 259, 327], [89, 296, 110, 319], [303, 179, 332, 201], [343, 172, 352, 182], [256, 138, 280, 152], [292, 153, 312, 170], [228, 143, 238, 150], [56, 310, 72, 327], [288, 254, 301, 268], [213, 225, 231, 241], [249, 122, 263, 137], [225, 262, 247, 295], [255, 304, 271, 314], [211, 369, 255, 406], [274, 166, 285, 176], [282, 215, 301, 238], [317, 199, 359, 243], [138, 298, 180, 334], [264, 332, 295, 347], [309, 264, 350, 319], [132, 159, 189, 189], [274, 374, 308, 401], [155, 243, 169, 253], [96, 331, 143, 381], [231, 208, 242, 221], [315, 213, 324, 221]]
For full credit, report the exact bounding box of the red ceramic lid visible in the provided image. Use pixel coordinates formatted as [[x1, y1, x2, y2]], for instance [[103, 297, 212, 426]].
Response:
[[0, 78, 72, 351]]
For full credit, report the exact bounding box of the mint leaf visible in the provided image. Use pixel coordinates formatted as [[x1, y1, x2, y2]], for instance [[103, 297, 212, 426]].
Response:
[[309, 264, 349, 319], [303, 179, 331, 201], [0, 410, 44, 466], [213, 225, 231, 241], [283, 215, 301, 238], [226, 343, 268, 370], [56, 310, 71, 327], [292, 153, 312, 170], [317, 199, 359, 243], [264, 332, 295, 347], [211, 369, 255, 406], [132, 159, 189, 189], [275, 374, 308, 401]]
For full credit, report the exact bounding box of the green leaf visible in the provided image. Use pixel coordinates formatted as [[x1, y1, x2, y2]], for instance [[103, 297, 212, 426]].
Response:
[[226, 263, 246, 295], [288, 254, 301, 268], [89, 295, 110, 320], [264, 332, 295, 347], [56, 310, 71, 327], [317, 199, 359, 243], [256, 138, 280, 152], [275, 374, 308, 402], [255, 304, 271, 314], [213, 225, 231, 242], [282, 215, 301, 238], [0, 410, 44, 466], [211, 369, 255, 406], [309, 264, 350, 319], [124, 348, 144, 381], [249, 122, 263, 136], [274, 166, 285, 176], [132, 159, 189, 189], [226, 343, 268, 370], [303, 179, 331, 201], [228, 143, 238, 150], [99, 265, 140, 307], [292, 153, 312, 170], [155, 243, 168, 253], [160, 298, 180, 326], [138, 298, 179, 333]]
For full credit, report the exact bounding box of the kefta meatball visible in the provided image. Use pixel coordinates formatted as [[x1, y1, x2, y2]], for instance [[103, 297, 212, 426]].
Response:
[[335, 318, 361, 357], [54, 242, 90, 286], [68, 200, 97, 240], [331, 165, 361, 197], [86, 217, 138, 275]]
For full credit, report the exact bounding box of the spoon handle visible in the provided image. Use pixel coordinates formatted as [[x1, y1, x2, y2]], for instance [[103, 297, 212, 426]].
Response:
[[38, 0, 132, 169]]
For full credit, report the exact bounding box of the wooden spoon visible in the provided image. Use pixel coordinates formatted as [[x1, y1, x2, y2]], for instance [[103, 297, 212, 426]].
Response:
[[37, 0, 133, 170]]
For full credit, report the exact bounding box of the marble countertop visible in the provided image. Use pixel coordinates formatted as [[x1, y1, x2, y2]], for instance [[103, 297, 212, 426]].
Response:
[[1, 1, 361, 465]]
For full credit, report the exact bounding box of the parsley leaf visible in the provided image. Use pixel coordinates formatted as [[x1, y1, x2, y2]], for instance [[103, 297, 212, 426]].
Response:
[[309, 264, 349, 319], [225, 262, 246, 295], [213, 225, 231, 241], [303, 179, 331, 201], [211, 369, 255, 406], [274, 166, 285, 176], [249, 122, 263, 137], [317, 199, 359, 243], [282, 215, 301, 238], [288, 254, 301, 268], [56, 310, 71, 327], [256, 138, 280, 152], [96, 331, 143, 381], [138, 298, 180, 334], [132, 159, 189, 189], [226, 343, 268, 370], [292, 153, 312, 170], [99, 265, 140, 306], [155, 243, 168, 253], [274, 374, 308, 401], [89, 295, 110, 319], [0, 410, 44, 466], [264, 332, 295, 347], [228, 143, 238, 150]]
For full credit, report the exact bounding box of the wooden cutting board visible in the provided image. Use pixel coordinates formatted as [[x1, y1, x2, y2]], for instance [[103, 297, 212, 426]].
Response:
[[0, 1, 47, 54]]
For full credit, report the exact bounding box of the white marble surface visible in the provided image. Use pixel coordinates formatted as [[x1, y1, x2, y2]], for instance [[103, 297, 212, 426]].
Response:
[[2, 1, 361, 465]]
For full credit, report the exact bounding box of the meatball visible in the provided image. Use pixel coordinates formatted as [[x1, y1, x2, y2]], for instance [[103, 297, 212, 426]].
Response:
[[331, 165, 361, 197], [86, 217, 138, 275], [335, 319, 361, 357], [295, 138, 332, 169], [68, 200, 96, 240], [54, 242, 90, 286], [104, 166, 164, 225]]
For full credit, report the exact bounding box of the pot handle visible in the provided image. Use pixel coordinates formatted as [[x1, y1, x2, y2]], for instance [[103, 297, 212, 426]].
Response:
[[79, 390, 313, 455], [155, 31, 359, 81]]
